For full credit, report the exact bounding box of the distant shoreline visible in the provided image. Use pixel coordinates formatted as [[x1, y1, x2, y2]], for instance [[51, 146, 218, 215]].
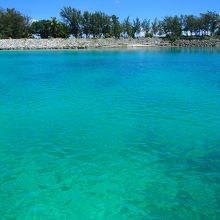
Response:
[[0, 38, 220, 50]]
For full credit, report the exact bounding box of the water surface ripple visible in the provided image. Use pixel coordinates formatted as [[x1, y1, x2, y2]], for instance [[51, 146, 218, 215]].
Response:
[[0, 49, 220, 219]]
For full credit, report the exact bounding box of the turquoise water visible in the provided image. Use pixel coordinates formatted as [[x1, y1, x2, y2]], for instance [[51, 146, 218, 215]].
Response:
[[0, 49, 220, 219]]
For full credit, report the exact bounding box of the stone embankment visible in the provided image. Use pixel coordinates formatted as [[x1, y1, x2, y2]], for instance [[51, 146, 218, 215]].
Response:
[[0, 38, 169, 50], [172, 39, 220, 47], [0, 38, 219, 50]]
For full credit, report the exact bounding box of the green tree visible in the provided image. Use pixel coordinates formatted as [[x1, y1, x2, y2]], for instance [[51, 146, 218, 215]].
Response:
[[82, 11, 91, 37], [111, 15, 121, 38], [199, 11, 220, 36], [60, 7, 82, 38], [31, 18, 69, 38], [122, 17, 132, 38], [90, 12, 102, 38], [151, 18, 159, 36], [207, 11, 220, 36], [91, 12, 111, 38], [200, 12, 210, 35], [102, 14, 111, 38], [184, 15, 199, 36], [0, 8, 30, 38], [142, 19, 151, 37], [31, 20, 51, 38], [133, 17, 141, 38], [1, 6, 220, 40], [49, 17, 68, 38], [162, 16, 181, 37]]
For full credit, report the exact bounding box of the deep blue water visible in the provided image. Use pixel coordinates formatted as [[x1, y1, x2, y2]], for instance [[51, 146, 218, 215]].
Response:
[[0, 49, 220, 219]]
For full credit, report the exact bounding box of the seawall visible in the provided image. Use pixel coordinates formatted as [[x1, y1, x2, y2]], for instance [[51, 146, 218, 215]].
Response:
[[0, 38, 219, 50]]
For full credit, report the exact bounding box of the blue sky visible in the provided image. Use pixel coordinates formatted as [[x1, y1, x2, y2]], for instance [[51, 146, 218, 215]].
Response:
[[0, 0, 219, 21]]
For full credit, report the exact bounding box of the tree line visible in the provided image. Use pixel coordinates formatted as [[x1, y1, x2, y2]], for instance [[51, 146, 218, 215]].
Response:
[[0, 7, 220, 39]]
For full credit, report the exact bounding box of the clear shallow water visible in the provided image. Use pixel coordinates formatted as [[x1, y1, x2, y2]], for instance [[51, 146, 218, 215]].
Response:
[[0, 49, 220, 219]]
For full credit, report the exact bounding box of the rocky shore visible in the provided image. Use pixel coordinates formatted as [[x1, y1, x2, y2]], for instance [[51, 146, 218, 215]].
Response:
[[172, 39, 220, 47], [0, 38, 219, 50]]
